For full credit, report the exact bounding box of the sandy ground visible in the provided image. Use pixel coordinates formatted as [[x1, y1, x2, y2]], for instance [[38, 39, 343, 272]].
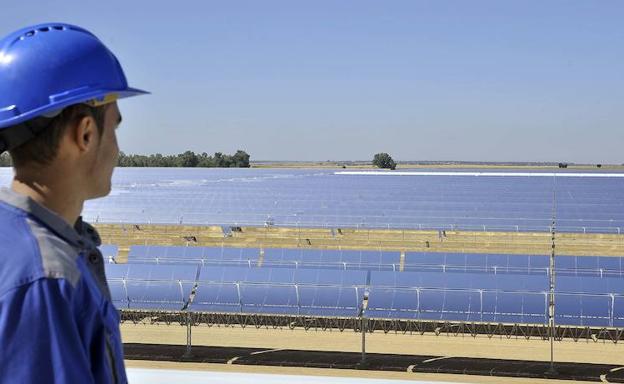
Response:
[[121, 323, 624, 366]]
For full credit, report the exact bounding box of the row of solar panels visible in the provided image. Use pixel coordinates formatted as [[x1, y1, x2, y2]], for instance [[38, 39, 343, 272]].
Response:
[[105, 264, 624, 327], [100, 245, 624, 276], [81, 169, 624, 234]]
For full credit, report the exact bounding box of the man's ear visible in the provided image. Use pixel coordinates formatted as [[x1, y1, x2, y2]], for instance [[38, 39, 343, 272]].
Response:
[[72, 115, 98, 153]]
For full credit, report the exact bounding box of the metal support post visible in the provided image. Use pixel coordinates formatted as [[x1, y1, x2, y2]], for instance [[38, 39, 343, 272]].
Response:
[[358, 290, 369, 368], [361, 315, 367, 365], [545, 178, 557, 376], [183, 311, 192, 358]]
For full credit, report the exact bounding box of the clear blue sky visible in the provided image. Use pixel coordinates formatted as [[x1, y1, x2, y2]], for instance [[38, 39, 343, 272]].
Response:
[[2, 1, 623, 163]]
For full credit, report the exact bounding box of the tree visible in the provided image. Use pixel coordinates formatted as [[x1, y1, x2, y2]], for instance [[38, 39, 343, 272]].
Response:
[[373, 152, 396, 170], [177, 150, 199, 167], [232, 150, 251, 168], [213, 152, 226, 167], [115, 150, 251, 168]]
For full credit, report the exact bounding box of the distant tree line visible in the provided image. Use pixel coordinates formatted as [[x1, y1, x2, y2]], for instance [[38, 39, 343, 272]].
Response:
[[117, 150, 251, 167], [1, 150, 250, 168]]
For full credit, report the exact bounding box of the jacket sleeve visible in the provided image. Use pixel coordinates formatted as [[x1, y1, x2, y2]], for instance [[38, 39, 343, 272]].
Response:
[[0, 278, 94, 384]]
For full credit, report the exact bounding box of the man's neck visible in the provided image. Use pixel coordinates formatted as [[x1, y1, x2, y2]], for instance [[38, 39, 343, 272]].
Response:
[[11, 170, 84, 227]]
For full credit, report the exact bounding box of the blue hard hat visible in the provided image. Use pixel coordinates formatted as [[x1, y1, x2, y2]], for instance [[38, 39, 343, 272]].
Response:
[[0, 23, 148, 130]]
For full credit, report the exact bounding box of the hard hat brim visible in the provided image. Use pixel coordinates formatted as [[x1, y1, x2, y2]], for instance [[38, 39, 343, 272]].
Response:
[[0, 87, 149, 129]]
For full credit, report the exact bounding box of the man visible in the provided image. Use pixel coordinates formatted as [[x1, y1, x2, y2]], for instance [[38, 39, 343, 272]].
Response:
[[0, 23, 147, 383]]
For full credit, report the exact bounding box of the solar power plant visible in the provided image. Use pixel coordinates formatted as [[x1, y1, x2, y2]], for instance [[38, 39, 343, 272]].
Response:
[[4, 167, 624, 379], [105, 245, 624, 329], [4, 168, 620, 233]]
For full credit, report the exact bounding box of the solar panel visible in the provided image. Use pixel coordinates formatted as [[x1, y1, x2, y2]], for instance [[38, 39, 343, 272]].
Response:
[[240, 285, 298, 315], [235, 266, 268, 281], [261, 248, 398, 271], [576, 256, 600, 270], [218, 266, 252, 283], [498, 274, 547, 291], [607, 277, 624, 293], [599, 257, 622, 271], [443, 290, 481, 322], [417, 290, 445, 321], [106, 257, 624, 326], [196, 266, 290, 313], [367, 271, 551, 324], [402, 252, 624, 277], [520, 293, 548, 324], [128, 245, 149, 259], [579, 295, 613, 327], [123, 264, 198, 311], [482, 292, 546, 324], [364, 269, 624, 326], [298, 286, 360, 317], [266, 268, 297, 284], [508, 255, 530, 269], [127, 245, 260, 266], [465, 253, 488, 269], [557, 256, 577, 269], [105, 264, 130, 309], [613, 296, 624, 327], [189, 266, 367, 316], [320, 250, 342, 264], [555, 294, 612, 327], [223, 247, 259, 261], [105, 263, 130, 280], [300, 249, 323, 263], [97, 236, 624, 323], [263, 248, 302, 262], [108, 280, 128, 309], [192, 282, 240, 313], [366, 288, 416, 319], [78, 168, 624, 232], [98, 244, 119, 263]]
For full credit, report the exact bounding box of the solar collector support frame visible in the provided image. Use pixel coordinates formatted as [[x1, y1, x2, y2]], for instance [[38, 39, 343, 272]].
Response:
[[117, 309, 624, 343]]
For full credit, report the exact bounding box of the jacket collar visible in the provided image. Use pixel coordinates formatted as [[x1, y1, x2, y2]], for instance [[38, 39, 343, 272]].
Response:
[[0, 187, 85, 248]]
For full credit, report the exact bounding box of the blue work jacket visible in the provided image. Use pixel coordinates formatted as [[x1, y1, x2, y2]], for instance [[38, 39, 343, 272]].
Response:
[[0, 188, 126, 383]]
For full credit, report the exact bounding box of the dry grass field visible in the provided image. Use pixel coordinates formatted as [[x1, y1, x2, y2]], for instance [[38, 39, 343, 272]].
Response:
[[96, 224, 624, 263]]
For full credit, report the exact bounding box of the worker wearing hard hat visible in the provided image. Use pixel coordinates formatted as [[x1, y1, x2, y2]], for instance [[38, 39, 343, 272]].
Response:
[[0, 23, 147, 383]]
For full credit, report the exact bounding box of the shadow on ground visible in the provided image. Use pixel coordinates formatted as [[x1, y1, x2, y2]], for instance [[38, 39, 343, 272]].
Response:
[[124, 343, 624, 382]]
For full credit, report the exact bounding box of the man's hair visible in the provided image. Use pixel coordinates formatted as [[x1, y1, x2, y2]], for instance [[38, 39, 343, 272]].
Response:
[[9, 104, 107, 168]]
